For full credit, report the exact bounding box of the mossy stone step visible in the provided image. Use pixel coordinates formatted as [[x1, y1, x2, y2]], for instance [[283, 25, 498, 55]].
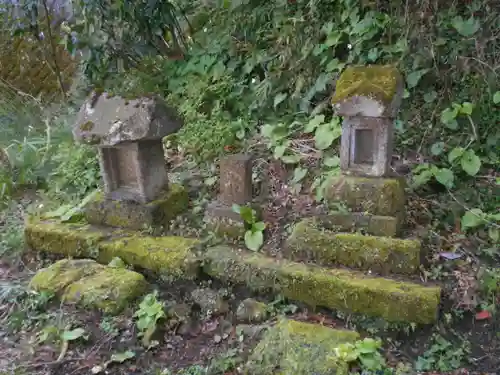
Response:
[[285, 218, 421, 275], [203, 245, 440, 324], [30, 259, 148, 314], [25, 220, 200, 280], [245, 318, 359, 375]]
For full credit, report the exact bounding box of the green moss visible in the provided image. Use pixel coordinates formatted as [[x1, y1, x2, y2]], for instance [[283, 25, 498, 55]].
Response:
[[205, 216, 246, 240], [285, 218, 420, 275], [80, 120, 95, 132], [325, 176, 406, 217], [30, 259, 148, 315], [315, 212, 400, 237], [245, 318, 359, 375], [99, 235, 200, 279], [332, 65, 401, 105], [25, 221, 106, 258], [25, 220, 200, 280], [63, 267, 148, 314], [203, 246, 441, 324], [83, 184, 189, 231]]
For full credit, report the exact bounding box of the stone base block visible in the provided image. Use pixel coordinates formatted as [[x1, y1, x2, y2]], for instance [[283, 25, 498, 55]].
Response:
[[204, 201, 247, 240], [30, 259, 148, 315], [325, 175, 406, 217], [203, 245, 441, 324], [84, 183, 188, 231], [24, 220, 200, 280], [315, 211, 400, 237], [285, 218, 421, 275], [245, 319, 359, 374]]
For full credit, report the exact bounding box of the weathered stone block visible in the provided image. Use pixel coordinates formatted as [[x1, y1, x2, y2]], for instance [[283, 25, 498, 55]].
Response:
[[84, 183, 188, 231], [314, 212, 400, 237], [285, 218, 421, 275], [245, 319, 359, 375], [325, 175, 406, 217], [218, 153, 253, 206], [24, 220, 200, 280], [30, 259, 148, 314], [203, 245, 441, 324], [204, 201, 246, 240]]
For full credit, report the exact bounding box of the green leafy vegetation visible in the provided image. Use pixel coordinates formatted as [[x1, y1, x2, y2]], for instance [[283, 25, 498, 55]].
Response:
[[232, 204, 266, 251]]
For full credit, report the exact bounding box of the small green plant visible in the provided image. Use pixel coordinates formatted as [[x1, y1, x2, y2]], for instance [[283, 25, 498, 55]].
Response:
[[134, 291, 165, 347], [232, 204, 266, 251], [330, 338, 386, 372], [415, 334, 469, 372]]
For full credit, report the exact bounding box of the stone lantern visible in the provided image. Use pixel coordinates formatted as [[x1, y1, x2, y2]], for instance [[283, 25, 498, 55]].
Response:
[[73, 92, 188, 231], [331, 65, 403, 177], [73, 92, 183, 203]]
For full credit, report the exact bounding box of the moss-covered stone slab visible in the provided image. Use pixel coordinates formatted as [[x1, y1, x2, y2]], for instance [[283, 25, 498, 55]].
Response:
[[203, 246, 441, 324], [84, 184, 188, 231], [30, 259, 148, 314], [25, 220, 200, 280], [285, 218, 420, 275], [325, 175, 406, 217], [332, 65, 403, 118], [245, 319, 359, 375], [204, 201, 246, 240], [315, 211, 400, 237]]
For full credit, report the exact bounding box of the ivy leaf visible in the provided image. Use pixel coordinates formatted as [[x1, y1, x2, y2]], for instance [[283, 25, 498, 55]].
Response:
[[273, 144, 287, 159], [412, 170, 433, 187], [304, 115, 325, 133], [430, 142, 445, 156], [244, 230, 264, 251], [460, 149, 481, 176], [406, 69, 429, 89], [440, 108, 458, 129], [461, 209, 485, 230], [273, 92, 288, 109], [452, 16, 480, 37], [434, 168, 454, 189], [493, 91, 500, 104], [62, 328, 85, 342], [448, 147, 464, 164], [323, 156, 340, 167], [292, 167, 308, 183]]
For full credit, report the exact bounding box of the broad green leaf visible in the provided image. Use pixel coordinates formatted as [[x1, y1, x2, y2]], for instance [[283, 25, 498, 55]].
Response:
[[273, 144, 287, 159], [406, 69, 429, 89], [423, 91, 437, 103], [460, 102, 474, 115], [304, 115, 325, 133], [239, 206, 255, 224], [493, 91, 500, 104], [430, 142, 445, 156], [461, 209, 485, 230], [440, 107, 458, 124], [110, 351, 135, 363], [323, 156, 340, 167], [253, 221, 266, 232], [244, 230, 264, 251], [315, 125, 341, 150], [448, 147, 464, 164], [232, 204, 241, 214], [460, 149, 481, 176], [412, 170, 433, 187], [62, 328, 85, 341], [434, 168, 454, 189], [488, 227, 499, 243], [292, 167, 308, 183], [452, 16, 480, 37], [273, 92, 288, 108]]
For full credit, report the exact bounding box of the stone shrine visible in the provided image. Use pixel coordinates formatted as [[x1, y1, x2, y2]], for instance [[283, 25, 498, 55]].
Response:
[[73, 92, 188, 231]]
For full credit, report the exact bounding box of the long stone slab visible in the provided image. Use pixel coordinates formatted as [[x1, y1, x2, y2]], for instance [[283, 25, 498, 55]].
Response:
[[24, 220, 200, 280], [202, 245, 441, 324], [285, 218, 421, 275]]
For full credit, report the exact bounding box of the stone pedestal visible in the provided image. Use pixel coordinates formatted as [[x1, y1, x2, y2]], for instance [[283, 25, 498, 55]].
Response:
[[205, 154, 254, 239]]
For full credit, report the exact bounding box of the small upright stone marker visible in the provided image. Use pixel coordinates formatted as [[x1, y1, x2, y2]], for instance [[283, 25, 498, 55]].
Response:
[[205, 154, 254, 239], [332, 65, 403, 177], [73, 92, 183, 203], [73, 92, 189, 231]]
